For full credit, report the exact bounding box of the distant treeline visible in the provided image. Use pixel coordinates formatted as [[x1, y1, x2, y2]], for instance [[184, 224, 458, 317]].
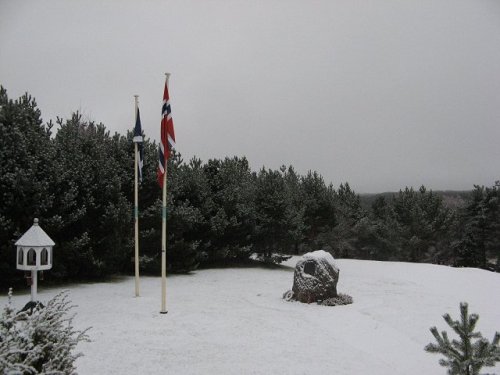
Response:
[[359, 191, 472, 211], [1, 87, 499, 288]]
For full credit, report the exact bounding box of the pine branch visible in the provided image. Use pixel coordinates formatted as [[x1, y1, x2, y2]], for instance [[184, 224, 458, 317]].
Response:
[[425, 303, 500, 374], [0, 290, 90, 374]]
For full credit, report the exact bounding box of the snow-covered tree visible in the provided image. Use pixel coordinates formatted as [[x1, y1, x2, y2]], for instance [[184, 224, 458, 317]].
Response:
[[50, 114, 132, 278], [329, 182, 365, 258], [0, 87, 55, 286], [254, 168, 290, 258], [0, 289, 90, 374], [454, 183, 500, 270], [425, 302, 500, 375], [202, 156, 257, 263], [392, 186, 454, 262], [301, 171, 336, 248]]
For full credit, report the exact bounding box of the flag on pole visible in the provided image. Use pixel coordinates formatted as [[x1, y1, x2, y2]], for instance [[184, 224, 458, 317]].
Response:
[[133, 107, 144, 182], [157, 79, 175, 187]]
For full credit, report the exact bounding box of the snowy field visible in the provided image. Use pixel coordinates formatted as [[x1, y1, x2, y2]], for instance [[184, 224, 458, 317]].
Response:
[[2, 258, 500, 374]]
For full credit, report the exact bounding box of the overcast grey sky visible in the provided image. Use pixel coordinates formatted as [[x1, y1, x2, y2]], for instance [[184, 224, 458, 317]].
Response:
[[1, 0, 499, 193]]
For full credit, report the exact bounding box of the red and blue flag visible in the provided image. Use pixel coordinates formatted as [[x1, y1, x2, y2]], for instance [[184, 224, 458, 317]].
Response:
[[157, 79, 175, 187]]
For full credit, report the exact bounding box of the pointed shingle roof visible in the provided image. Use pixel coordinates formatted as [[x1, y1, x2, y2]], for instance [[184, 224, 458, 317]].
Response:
[[15, 218, 55, 247]]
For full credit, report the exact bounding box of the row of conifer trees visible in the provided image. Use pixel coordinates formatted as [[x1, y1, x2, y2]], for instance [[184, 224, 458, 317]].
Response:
[[1, 87, 498, 287]]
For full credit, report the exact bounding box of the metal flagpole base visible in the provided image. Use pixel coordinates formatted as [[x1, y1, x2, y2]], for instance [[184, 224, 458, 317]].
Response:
[[160, 310, 168, 314]]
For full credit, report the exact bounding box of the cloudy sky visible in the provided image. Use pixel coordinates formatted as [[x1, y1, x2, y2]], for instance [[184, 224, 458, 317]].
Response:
[[1, 0, 499, 193]]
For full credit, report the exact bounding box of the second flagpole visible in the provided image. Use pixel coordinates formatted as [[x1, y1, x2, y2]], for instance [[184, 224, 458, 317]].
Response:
[[134, 95, 140, 297], [160, 73, 170, 314]]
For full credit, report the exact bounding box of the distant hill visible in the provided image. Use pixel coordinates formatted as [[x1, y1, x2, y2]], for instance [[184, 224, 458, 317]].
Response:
[[359, 190, 472, 211]]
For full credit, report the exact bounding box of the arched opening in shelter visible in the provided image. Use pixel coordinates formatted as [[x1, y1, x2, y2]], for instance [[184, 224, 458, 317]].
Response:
[[18, 248, 23, 265], [41, 248, 49, 265], [27, 248, 36, 266]]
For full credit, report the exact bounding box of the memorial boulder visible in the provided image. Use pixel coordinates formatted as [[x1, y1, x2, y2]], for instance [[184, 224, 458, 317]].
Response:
[[287, 250, 340, 303]]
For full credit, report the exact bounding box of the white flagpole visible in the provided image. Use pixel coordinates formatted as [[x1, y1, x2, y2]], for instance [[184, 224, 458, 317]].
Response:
[[160, 73, 170, 314], [134, 95, 140, 297]]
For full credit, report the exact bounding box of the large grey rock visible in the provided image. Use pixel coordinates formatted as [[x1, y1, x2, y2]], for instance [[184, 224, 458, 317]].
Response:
[[291, 250, 339, 303]]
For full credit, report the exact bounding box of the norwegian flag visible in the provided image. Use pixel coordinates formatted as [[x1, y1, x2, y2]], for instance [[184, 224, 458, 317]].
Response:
[[157, 78, 175, 187]]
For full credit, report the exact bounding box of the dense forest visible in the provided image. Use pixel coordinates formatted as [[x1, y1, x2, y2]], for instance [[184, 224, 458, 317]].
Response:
[[1, 87, 499, 288]]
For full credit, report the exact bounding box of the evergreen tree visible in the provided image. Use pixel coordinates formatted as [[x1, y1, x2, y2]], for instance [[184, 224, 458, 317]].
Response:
[[202, 156, 256, 263], [352, 215, 402, 261], [167, 152, 206, 271], [364, 196, 402, 260], [425, 302, 500, 375], [282, 166, 307, 255], [0, 289, 90, 374], [303, 172, 337, 240], [392, 186, 454, 262], [371, 195, 390, 221], [300, 171, 336, 251], [454, 183, 500, 269], [254, 168, 290, 258], [134, 149, 205, 273], [329, 182, 365, 257], [48, 114, 131, 279], [0, 87, 55, 288]]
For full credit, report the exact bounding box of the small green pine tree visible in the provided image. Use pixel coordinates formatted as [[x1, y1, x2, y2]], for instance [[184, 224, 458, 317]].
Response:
[[425, 302, 500, 375]]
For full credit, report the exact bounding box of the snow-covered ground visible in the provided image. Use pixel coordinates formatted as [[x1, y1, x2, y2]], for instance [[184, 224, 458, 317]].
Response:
[[2, 258, 499, 374]]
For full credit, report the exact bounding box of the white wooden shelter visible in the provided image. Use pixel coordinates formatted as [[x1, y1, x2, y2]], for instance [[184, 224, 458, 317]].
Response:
[[15, 218, 55, 301]]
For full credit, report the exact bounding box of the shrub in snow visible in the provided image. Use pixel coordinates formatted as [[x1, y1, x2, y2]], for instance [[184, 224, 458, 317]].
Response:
[[320, 294, 353, 306], [0, 289, 90, 375], [425, 302, 500, 375], [283, 291, 353, 306], [251, 253, 292, 265]]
